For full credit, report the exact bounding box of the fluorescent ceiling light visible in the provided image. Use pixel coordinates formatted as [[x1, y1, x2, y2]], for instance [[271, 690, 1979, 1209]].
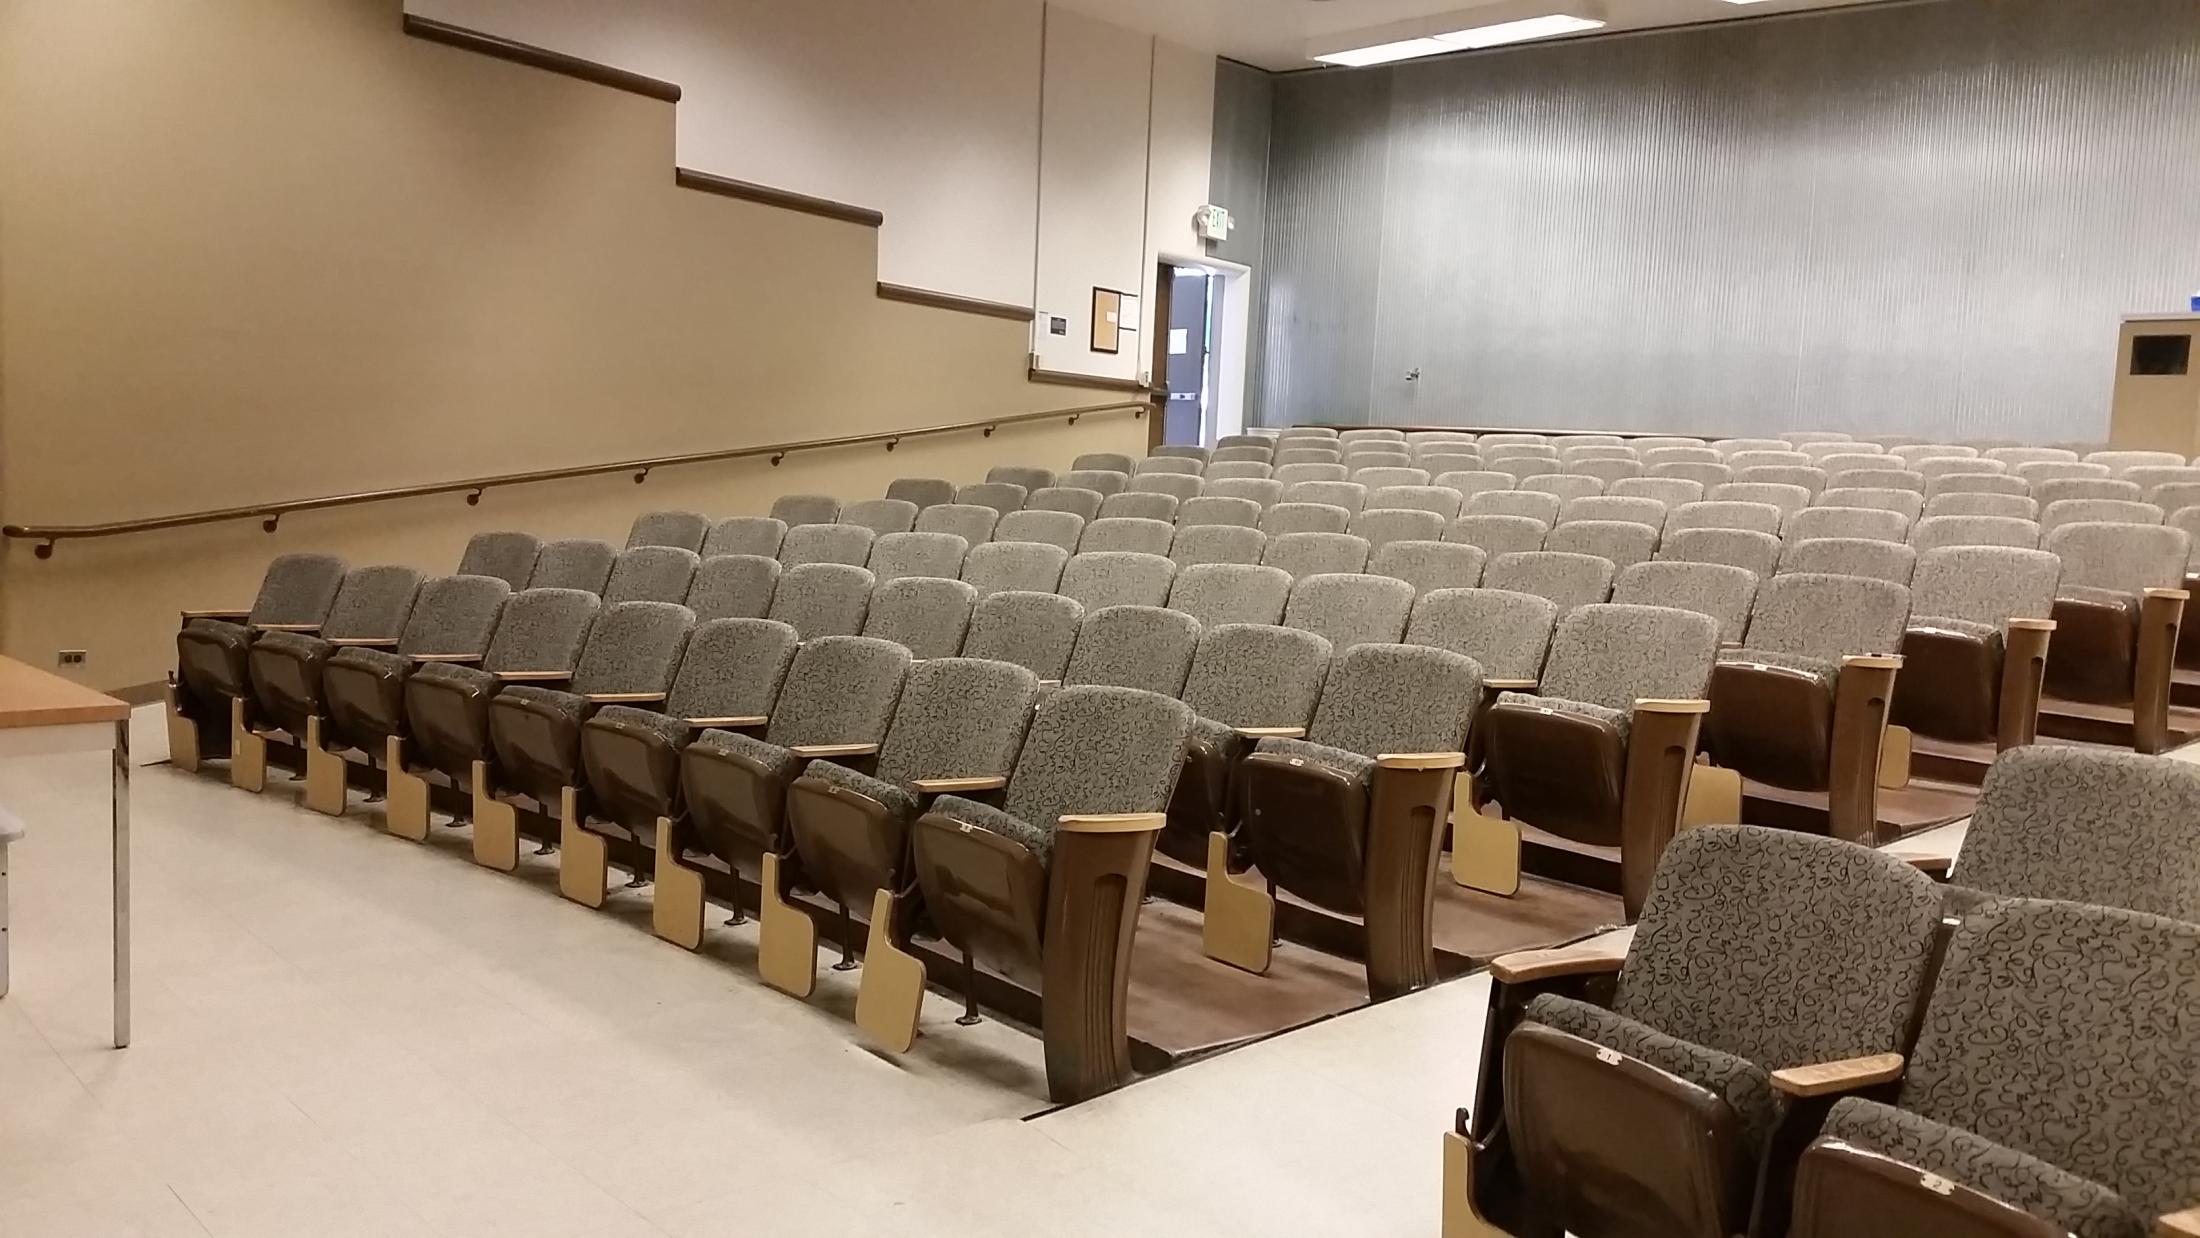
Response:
[[1433, 13, 1606, 48], [1311, 37, 1455, 67]]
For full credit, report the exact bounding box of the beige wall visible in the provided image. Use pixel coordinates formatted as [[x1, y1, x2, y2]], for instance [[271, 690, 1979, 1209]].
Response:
[[0, 0, 1145, 690]]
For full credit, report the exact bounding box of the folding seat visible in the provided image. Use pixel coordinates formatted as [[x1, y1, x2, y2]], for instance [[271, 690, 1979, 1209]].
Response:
[[1370, 540, 1487, 596], [1630, 436, 1708, 452], [1714, 438, 1792, 455], [1343, 442, 1411, 462], [1489, 458, 1558, 484], [864, 531, 968, 584], [1349, 465, 1431, 491], [1098, 489, 1180, 523], [169, 552, 350, 773], [1727, 450, 1814, 472], [961, 590, 1083, 681], [1263, 530, 1372, 577], [765, 563, 874, 640], [1712, 482, 1812, 527], [1665, 500, 1783, 539], [1076, 515, 1174, 556], [1952, 745, 2200, 916], [625, 509, 710, 552], [993, 508, 1085, 553], [1468, 489, 1562, 526], [1816, 486, 1925, 524], [861, 576, 978, 660], [1455, 826, 1943, 1238], [1259, 501, 1352, 538], [1211, 445, 1273, 464], [1472, 604, 1722, 912], [1888, 444, 1976, 464], [1060, 605, 1201, 697], [770, 494, 841, 527], [1071, 452, 1136, 474], [1218, 643, 1476, 992], [1781, 431, 1852, 446], [960, 540, 1068, 597], [1702, 573, 1911, 842], [1128, 472, 1204, 504], [1282, 573, 1416, 650], [480, 600, 694, 880], [1558, 445, 1636, 464], [1911, 456, 2006, 482], [1545, 520, 1659, 572], [1338, 428, 1405, 445], [701, 516, 786, 560], [1825, 467, 1927, 495], [1176, 494, 1263, 529], [526, 538, 618, 592], [2086, 448, 2188, 474], [1787, 505, 1913, 545], [913, 501, 999, 546], [956, 481, 1029, 516], [1282, 479, 1368, 514], [837, 498, 919, 537], [1734, 465, 1828, 496], [1169, 562, 1293, 628], [603, 545, 700, 604], [987, 464, 1057, 492], [1925, 471, 2029, 499], [1058, 551, 1176, 611], [2040, 497, 2162, 537], [1787, 898, 2200, 1238], [1661, 526, 1783, 581], [1559, 494, 1665, 529], [239, 565, 424, 796], [776, 523, 874, 569], [2122, 465, 2200, 500], [2037, 476, 2144, 507], [1364, 484, 1462, 519], [1907, 514, 2040, 552], [457, 531, 541, 589], [1797, 440, 1882, 460], [1445, 514, 1548, 561], [1407, 430, 1477, 446], [1781, 537, 1917, 585], [1479, 433, 1549, 449], [1565, 458, 1643, 487], [1351, 507, 1446, 556], [1275, 431, 1339, 449], [1416, 452, 1483, 478], [1273, 461, 1348, 485], [1983, 445, 2077, 466], [2041, 521, 2190, 752], [1169, 523, 1267, 568], [1482, 551, 1617, 613], [1434, 470, 1517, 503], [1813, 452, 1889, 478], [884, 477, 956, 510], [1060, 468, 1130, 496], [1642, 446, 1722, 467], [1888, 546, 2059, 750], [1520, 474, 1604, 503], [1649, 460, 1734, 489], [1404, 588, 1559, 688], [685, 554, 781, 620], [1604, 476, 1701, 513], [2013, 459, 2111, 486], [1204, 465, 1275, 489], [1135, 456, 1204, 477], [1611, 560, 1758, 642], [908, 684, 1193, 1100], [1922, 491, 2037, 520], [1485, 444, 1559, 464], [1274, 447, 1342, 467]]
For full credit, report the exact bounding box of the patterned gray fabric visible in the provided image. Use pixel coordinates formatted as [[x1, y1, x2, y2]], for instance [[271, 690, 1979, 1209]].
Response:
[[1276, 450, 1344, 469], [2171, 506, 2200, 569], [1567, 459, 1644, 486], [1890, 898, 2200, 1225], [1468, 490, 1563, 525], [1170, 524, 1267, 568], [799, 758, 920, 823], [1261, 502, 1353, 537], [1612, 561, 1758, 643], [701, 516, 786, 560], [1365, 485, 1462, 519], [986, 465, 1056, 492], [1369, 540, 1486, 596], [1061, 469, 1130, 497], [1283, 574, 1416, 651], [961, 540, 1068, 597], [1957, 746, 2200, 920], [1538, 603, 1721, 711], [663, 618, 798, 721], [769, 494, 842, 527], [1404, 588, 1558, 681], [2046, 522, 2190, 595], [1177, 496, 1264, 530], [2151, 485, 2200, 521], [482, 588, 600, 673], [1299, 642, 1480, 756], [456, 532, 540, 588], [1915, 458, 2009, 480], [1097, 491, 1180, 522], [321, 565, 423, 641], [1063, 605, 1201, 696], [1252, 735, 1375, 782], [1026, 486, 1105, 521], [1650, 462, 1736, 489], [1493, 691, 1632, 739], [687, 554, 781, 621], [1350, 508, 1446, 555], [1659, 527, 1782, 581], [1929, 472, 2033, 500], [1712, 482, 1814, 517], [746, 635, 910, 749], [1281, 480, 1368, 514], [242, 553, 348, 627], [1350, 467, 1431, 491], [1986, 447, 2080, 466], [994, 509, 1085, 553], [1609, 477, 1705, 508], [1443, 514, 1547, 561], [1544, 521, 1659, 572], [1262, 531, 1371, 577], [2015, 461, 2114, 486], [1817, 487, 1926, 524], [604, 546, 700, 605], [2088, 449, 2188, 473], [1136, 456, 1205, 476], [1742, 572, 1911, 661], [1716, 647, 1839, 689], [395, 575, 510, 657], [1909, 547, 2060, 628], [861, 576, 978, 660], [1780, 537, 1917, 585], [1205, 478, 1283, 507], [688, 727, 799, 782], [625, 510, 709, 552], [765, 563, 874, 640], [1059, 552, 1176, 611], [1909, 514, 2041, 551], [1205, 463, 1275, 484], [865, 531, 969, 584], [1129, 473, 1204, 503], [1787, 505, 1911, 545], [1482, 551, 1616, 613], [914, 503, 1001, 546], [568, 601, 693, 695], [1826, 469, 1929, 496], [1664, 501, 1782, 538], [1077, 516, 1175, 556], [1525, 993, 1786, 1151], [1644, 447, 1723, 467], [1733, 466, 1827, 496], [1434, 471, 1518, 502], [2037, 478, 2146, 507], [1520, 474, 1604, 503], [1071, 452, 1136, 474], [961, 591, 1084, 679], [2041, 498, 2164, 536], [838, 498, 920, 537], [1817, 1100, 2143, 1238], [1560, 495, 1667, 529], [884, 477, 956, 510], [2127, 466, 2200, 498], [777, 524, 875, 569], [1727, 450, 1812, 471], [1168, 563, 1292, 628], [1274, 462, 1349, 486], [1182, 624, 1332, 732], [955, 482, 1029, 517], [865, 656, 1040, 789]]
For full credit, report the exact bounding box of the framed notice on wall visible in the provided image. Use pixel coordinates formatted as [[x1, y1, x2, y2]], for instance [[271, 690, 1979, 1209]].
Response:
[[1091, 287, 1124, 354]]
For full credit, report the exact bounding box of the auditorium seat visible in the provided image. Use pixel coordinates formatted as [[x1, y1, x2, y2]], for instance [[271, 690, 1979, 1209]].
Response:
[[1661, 526, 1782, 581], [1900, 553, 2065, 752], [1907, 514, 2039, 552], [686, 554, 781, 620], [2040, 497, 2163, 540], [1206, 477, 1284, 508], [1349, 465, 1430, 491], [1631, 437, 1708, 452], [1479, 433, 1549, 450], [1135, 456, 1203, 477], [770, 494, 842, 527], [1714, 438, 1790, 455], [1559, 495, 1666, 529], [1812, 452, 1887, 478], [837, 498, 919, 537], [956, 481, 1030, 516], [1282, 479, 1368, 514], [1565, 458, 1643, 486], [1922, 491, 2037, 520], [1273, 461, 1349, 485], [1815, 486, 1924, 525], [1078, 515, 1174, 556], [169, 552, 350, 773], [1435, 470, 1518, 502], [526, 538, 618, 592], [1796, 440, 1882, 460], [2086, 448, 2188, 473], [1911, 456, 2006, 482], [1260, 501, 1352, 537], [1057, 551, 1176, 610], [1128, 473, 1207, 504], [1611, 560, 1758, 642], [1649, 460, 1734, 489], [2122, 465, 2200, 500], [2036, 477, 2144, 507], [240, 564, 424, 794], [884, 477, 957, 510], [1951, 745, 2200, 918], [776, 523, 874, 569], [1176, 495, 1263, 529], [1366, 484, 1462, 519], [1924, 471, 2029, 500], [861, 576, 977, 660], [1416, 452, 1483, 478], [1733, 465, 1827, 496], [1060, 468, 1131, 496], [1274, 447, 1343, 467], [1444, 514, 1547, 562], [1169, 524, 1266, 568], [994, 509, 1085, 553], [1169, 562, 1292, 628], [1780, 537, 1916, 585], [1283, 573, 1415, 650], [1521, 474, 1604, 503], [1490, 458, 1558, 484], [1788, 502, 1910, 544], [625, 510, 710, 552], [1712, 482, 1812, 527], [1545, 521, 1657, 571], [961, 540, 1068, 597], [1483, 551, 1617, 613], [1369, 540, 1486, 596], [1642, 446, 1722, 467], [865, 531, 968, 584], [1468, 489, 1562, 526], [914, 501, 1000, 546], [1726, 450, 1813, 474], [766, 563, 874, 639], [1339, 428, 1406, 446], [1558, 445, 1635, 465], [603, 545, 700, 604], [1404, 587, 1559, 689], [1211, 447, 1273, 466], [2013, 460, 2111, 487], [1984, 445, 2077, 467], [1351, 507, 1446, 556], [1071, 452, 1136, 473], [1782, 431, 1853, 446], [702, 516, 787, 560], [1889, 444, 1977, 464], [2041, 520, 2189, 752], [987, 464, 1057, 492], [456, 531, 541, 588], [1665, 500, 1781, 538], [1263, 530, 1372, 576], [1026, 486, 1105, 521], [961, 590, 1083, 681], [1061, 605, 1200, 697]]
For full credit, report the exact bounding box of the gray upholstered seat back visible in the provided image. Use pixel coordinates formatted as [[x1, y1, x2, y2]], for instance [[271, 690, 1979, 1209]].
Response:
[[625, 510, 709, 552], [763, 636, 911, 750], [874, 657, 1040, 788], [603, 546, 700, 605], [1611, 561, 1758, 643], [1351, 468, 1431, 493], [321, 565, 423, 641], [396, 575, 511, 657], [986, 465, 1056, 493], [765, 563, 874, 640], [1927, 472, 2030, 500], [1659, 526, 1781, 580], [1731, 466, 1826, 496], [1779, 537, 1916, 585], [1365, 485, 1462, 519], [1129, 473, 1204, 503], [865, 531, 969, 584], [1306, 643, 1480, 756], [456, 532, 541, 588], [2040, 498, 2163, 537], [1058, 552, 1176, 611], [2045, 522, 2189, 595], [1262, 531, 1371, 577], [1444, 514, 1546, 561], [1026, 486, 1105, 521], [1712, 482, 1813, 517], [1468, 489, 1563, 525], [1544, 521, 1659, 572], [883, 477, 956, 510], [701, 516, 786, 560], [526, 539, 618, 594], [1566, 459, 1643, 486], [1261, 502, 1353, 538], [994, 509, 1085, 553], [1561, 495, 1667, 529], [1369, 540, 1485, 596], [1097, 491, 1179, 523], [1281, 480, 1368, 515], [1206, 477, 1284, 507], [2036, 478, 2144, 508], [1350, 507, 1446, 555], [482, 588, 600, 674], [1908, 547, 2059, 627], [1001, 686, 1193, 838], [1177, 495, 1263, 529], [687, 554, 780, 621], [860, 576, 978, 660], [1538, 602, 1720, 713], [1908, 514, 2040, 551], [1825, 470, 1926, 496], [1170, 524, 1267, 568], [1136, 455, 1204, 476], [769, 493, 841, 527], [1663, 501, 1781, 538], [2014, 461, 2111, 486], [1061, 469, 1130, 496], [1742, 572, 1910, 661], [1520, 474, 1603, 503], [1958, 746, 2200, 920], [1482, 551, 1616, 614], [777, 523, 875, 569], [961, 591, 1084, 680], [1787, 505, 1911, 544], [1274, 462, 1349, 486], [1168, 563, 1292, 628], [913, 502, 999, 545], [1205, 463, 1273, 483], [961, 540, 1068, 597], [248, 553, 349, 626], [1985, 447, 2078, 467], [1608, 477, 1704, 508], [1070, 452, 1135, 474], [1282, 573, 1416, 651], [1817, 487, 1925, 523], [1077, 516, 1175, 556], [837, 498, 920, 537], [1182, 624, 1332, 730], [1062, 605, 1201, 697], [2086, 449, 2188, 473], [571, 601, 694, 695], [1404, 588, 1558, 681], [664, 618, 797, 721], [1615, 826, 1941, 1069]]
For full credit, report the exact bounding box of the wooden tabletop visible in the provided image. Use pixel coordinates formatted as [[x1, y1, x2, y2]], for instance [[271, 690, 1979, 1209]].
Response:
[[0, 656, 130, 729]]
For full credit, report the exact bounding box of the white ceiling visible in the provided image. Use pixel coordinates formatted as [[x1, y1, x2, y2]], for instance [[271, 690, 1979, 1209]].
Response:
[[1048, 0, 1894, 71]]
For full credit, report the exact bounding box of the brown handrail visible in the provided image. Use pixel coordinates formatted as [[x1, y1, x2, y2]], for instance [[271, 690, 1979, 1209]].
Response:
[[4, 398, 1153, 558]]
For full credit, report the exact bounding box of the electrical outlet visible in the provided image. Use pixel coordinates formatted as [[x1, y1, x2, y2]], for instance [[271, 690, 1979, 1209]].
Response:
[[57, 649, 87, 667]]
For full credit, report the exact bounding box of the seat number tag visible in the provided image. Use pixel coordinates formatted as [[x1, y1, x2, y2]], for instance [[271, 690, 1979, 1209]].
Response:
[[1595, 1047, 1622, 1066], [1920, 1172, 1955, 1196]]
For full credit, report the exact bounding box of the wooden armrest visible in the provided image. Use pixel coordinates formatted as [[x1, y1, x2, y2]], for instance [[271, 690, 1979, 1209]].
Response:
[[253, 623, 322, 632], [1059, 812, 1166, 834], [326, 637, 400, 647], [1376, 751, 1466, 770], [686, 715, 767, 728], [1484, 678, 1538, 691], [585, 692, 666, 704], [409, 653, 482, 663], [2144, 588, 2192, 603], [1038, 679, 1061, 688], [1634, 698, 1710, 715], [181, 608, 250, 620], [1233, 726, 1307, 738], [1770, 1052, 1906, 1098], [2157, 1207, 2200, 1238], [2005, 617, 2056, 633], [910, 775, 1009, 794], [495, 670, 570, 682], [787, 742, 880, 759], [1840, 654, 1903, 671], [1488, 927, 1634, 984]]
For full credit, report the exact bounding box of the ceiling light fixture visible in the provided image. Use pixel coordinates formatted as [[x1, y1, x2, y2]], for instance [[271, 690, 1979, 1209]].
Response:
[[1310, 37, 1457, 67], [1433, 13, 1606, 48], [1309, 3, 1609, 68]]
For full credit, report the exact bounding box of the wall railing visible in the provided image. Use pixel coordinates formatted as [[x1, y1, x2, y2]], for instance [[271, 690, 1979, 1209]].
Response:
[[3, 398, 1152, 558]]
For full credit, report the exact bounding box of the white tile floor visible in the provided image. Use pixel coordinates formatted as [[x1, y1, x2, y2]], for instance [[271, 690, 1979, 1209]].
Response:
[[0, 708, 1486, 1237]]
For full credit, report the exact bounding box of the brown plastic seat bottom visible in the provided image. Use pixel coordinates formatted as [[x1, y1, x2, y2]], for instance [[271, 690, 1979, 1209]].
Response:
[[1704, 661, 1833, 792], [1790, 1140, 2069, 1238], [1480, 704, 1626, 847], [2043, 595, 2137, 706], [1237, 754, 1369, 916], [1891, 628, 1999, 745]]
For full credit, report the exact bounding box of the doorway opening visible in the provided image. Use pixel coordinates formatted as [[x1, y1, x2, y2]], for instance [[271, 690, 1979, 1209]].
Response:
[[1150, 255, 1251, 448]]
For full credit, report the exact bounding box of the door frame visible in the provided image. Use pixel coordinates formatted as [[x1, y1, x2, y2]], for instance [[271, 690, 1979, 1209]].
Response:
[[1154, 252, 1252, 443]]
